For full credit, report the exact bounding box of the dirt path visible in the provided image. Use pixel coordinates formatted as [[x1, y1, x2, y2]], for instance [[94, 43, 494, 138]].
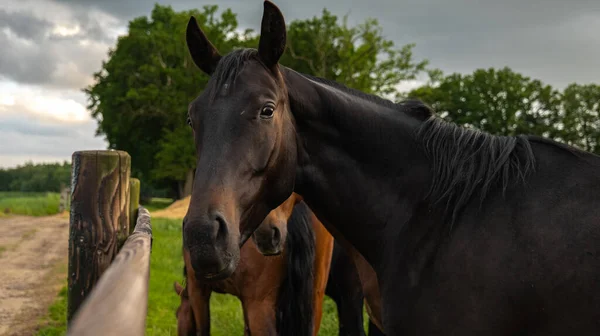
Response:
[[0, 214, 69, 336]]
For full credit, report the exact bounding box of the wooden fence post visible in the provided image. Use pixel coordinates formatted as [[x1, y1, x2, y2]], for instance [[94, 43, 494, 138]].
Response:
[[67, 150, 131, 323], [67, 207, 152, 336], [129, 178, 141, 234], [59, 185, 69, 213]]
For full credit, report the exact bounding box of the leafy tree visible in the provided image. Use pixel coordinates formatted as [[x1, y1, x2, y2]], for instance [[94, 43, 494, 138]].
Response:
[[408, 67, 562, 138], [153, 125, 197, 197], [84, 4, 254, 197], [557, 83, 600, 153], [281, 9, 429, 96]]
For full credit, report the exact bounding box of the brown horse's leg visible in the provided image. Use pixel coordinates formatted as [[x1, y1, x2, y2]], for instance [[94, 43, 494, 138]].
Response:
[[184, 249, 212, 336], [189, 285, 211, 336], [311, 217, 335, 335], [242, 299, 277, 336], [347, 246, 384, 332]]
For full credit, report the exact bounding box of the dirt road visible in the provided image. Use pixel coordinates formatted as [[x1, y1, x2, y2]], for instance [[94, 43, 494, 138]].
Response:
[[0, 214, 69, 336]]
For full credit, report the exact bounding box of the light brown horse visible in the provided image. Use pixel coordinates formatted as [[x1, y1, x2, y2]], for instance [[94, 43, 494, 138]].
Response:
[[260, 193, 385, 335], [174, 194, 334, 335]]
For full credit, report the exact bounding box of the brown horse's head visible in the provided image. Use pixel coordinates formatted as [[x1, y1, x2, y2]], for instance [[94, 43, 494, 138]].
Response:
[[173, 281, 196, 336], [252, 193, 303, 255], [183, 1, 296, 280]]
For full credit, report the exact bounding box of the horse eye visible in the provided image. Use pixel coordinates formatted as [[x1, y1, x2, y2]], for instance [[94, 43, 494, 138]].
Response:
[[260, 105, 275, 119], [186, 117, 192, 126]]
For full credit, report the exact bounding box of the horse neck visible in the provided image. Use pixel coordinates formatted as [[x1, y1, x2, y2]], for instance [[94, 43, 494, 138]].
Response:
[[282, 68, 431, 265]]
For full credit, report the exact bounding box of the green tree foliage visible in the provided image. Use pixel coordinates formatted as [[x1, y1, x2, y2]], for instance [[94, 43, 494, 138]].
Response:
[[408, 68, 600, 156], [557, 83, 600, 153], [281, 9, 429, 95], [153, 125, 197, 193], [84, 4, 255, 195], [409, 67, 562, 137], [0, 162, 71, 192]]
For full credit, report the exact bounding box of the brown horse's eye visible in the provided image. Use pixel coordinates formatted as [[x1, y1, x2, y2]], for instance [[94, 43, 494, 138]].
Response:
[[260, 105, 275, 119], [186, 116, 192, 126]]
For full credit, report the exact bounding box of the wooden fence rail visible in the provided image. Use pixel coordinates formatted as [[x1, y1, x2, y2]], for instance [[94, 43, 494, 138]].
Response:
[[67, 206, 153, 335]]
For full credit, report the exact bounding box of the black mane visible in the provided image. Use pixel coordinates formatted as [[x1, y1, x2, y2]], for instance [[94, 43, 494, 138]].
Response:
[[285, 68, 538, 227], [275, 201, 316, 336], [288, 67, 537, 227], [206, 48, 259, 101], [298, 72, 398, 110], [416, 117, 536, 227], [296, 73, 435, 121]]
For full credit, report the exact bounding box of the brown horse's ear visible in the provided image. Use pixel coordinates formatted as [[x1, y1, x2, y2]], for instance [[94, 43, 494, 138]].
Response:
[[258, 1, 286, 69], [186, 16, 222, 75], [174, 281, 184, 295], [292, 192, 303, 205]]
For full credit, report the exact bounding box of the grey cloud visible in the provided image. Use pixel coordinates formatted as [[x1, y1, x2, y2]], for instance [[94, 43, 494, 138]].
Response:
[[46, 11, 119, 43], [3, 0, 600, 89], [0, 117, 107, 158], [52, 0, 257, 21], [0, 28, 108, 88], [0, 8, 52, 40], [0, 30, 54, 85], [0, 117, 66, 137], [0, 5, 116, 88]]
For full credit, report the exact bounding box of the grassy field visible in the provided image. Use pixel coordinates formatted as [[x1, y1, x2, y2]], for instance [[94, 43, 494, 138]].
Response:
[[142, 197, 174, 213], [36, 215, 352, 335], [0, 191, 170, 218], [0, 191, 63, 216]]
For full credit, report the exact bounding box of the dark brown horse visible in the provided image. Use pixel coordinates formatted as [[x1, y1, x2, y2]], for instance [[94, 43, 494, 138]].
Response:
[[182, 1, 600, 335], [175, 194, 334, 335]]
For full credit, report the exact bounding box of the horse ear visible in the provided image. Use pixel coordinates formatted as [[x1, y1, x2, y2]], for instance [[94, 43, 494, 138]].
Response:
[[174, 281, 184, 295], [292, 192, 303, 205], [186, 16, 221, 75], [258, 1, 287, 69]]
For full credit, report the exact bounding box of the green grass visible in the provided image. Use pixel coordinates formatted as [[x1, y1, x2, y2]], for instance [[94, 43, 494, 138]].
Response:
[[143, 197, 174, 213], [36, 285, 68, 336], [36, 217, 360, 335], [0, 191, 63, 216]]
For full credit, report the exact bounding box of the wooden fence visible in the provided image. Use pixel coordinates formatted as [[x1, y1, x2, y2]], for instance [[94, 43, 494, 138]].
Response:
[[66, 150, 152, 335], [59, 185, 70, 213]]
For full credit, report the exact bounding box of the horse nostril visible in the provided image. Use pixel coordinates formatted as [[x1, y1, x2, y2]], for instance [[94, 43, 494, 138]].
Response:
[[215, 214, 229, 242], [272, 227, 281, 246]]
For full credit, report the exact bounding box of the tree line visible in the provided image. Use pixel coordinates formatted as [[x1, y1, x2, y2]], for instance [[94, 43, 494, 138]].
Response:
[[406, 69, 600, 153], [0, 162, 71, 192], [15, 4, 596, 197]]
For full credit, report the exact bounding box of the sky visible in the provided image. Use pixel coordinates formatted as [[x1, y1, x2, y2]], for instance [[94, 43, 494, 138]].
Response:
[[0, 0, 599, 168]]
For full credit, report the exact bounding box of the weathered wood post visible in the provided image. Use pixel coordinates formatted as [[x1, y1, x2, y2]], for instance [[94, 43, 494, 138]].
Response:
[[59, 183, 67, 212], [59, 186, 71, 213], [67, 206, 153, 336], [129, 178, 140, 234], [67, 150, 132, 323]]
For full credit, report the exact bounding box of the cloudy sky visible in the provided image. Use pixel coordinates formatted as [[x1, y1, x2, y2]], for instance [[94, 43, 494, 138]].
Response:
[[1, 0, 599, 168]]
